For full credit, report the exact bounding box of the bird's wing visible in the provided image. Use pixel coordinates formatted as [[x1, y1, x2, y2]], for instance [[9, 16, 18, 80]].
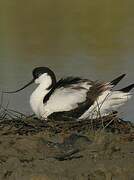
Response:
[[41, 78, 111, 118], [41, 84, 89, 117], [41, 74, 126, 119]]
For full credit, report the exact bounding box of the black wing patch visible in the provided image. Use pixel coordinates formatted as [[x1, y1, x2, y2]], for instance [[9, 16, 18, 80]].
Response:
[[118, 84, 134, 92], [55, 77, 83, 88], [110, 74, 126, 86]]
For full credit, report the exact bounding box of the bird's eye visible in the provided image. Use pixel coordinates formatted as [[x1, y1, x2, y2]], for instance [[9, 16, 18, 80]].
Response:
[[34, 72, 43, 79], [37, 73, 42, 77]]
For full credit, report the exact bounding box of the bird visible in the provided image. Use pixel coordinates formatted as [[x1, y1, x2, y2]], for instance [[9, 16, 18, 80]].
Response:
[[4, 67, 134, 120]]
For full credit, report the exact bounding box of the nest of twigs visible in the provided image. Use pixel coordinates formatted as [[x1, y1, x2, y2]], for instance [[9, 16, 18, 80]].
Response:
[[0, 106, 133, 136]]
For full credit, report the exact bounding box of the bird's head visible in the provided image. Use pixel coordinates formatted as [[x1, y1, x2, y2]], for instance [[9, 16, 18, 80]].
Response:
[[3, 67, 56, 93]]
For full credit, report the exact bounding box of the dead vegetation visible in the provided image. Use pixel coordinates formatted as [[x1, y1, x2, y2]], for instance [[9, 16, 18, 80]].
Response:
[[0, 104, 133, 137]]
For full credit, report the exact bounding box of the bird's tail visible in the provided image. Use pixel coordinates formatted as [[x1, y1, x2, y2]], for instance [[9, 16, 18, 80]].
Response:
[[118, 84, 134, 92], [87, 83, 134, 119]]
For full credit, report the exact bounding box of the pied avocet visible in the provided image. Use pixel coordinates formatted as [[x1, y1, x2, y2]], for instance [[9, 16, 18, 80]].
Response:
[[4, 67, 134, 120]]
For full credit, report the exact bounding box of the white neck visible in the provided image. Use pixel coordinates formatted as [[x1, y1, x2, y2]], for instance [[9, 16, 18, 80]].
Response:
[[30, 76, 52, 117]]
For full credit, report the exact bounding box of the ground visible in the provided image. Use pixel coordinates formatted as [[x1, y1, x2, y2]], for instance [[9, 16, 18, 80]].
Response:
[[0, 112, 134, 180]]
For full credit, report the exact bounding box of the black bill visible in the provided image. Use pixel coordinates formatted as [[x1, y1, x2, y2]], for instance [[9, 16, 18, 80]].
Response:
[[3, 79, 34, 94]]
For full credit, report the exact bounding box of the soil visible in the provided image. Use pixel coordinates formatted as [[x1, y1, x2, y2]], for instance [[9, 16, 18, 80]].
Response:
[[0, 113, 134, 180]]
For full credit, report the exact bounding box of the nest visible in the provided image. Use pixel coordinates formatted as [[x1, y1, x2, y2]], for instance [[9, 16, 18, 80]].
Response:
[[0, 106, 133, 136]]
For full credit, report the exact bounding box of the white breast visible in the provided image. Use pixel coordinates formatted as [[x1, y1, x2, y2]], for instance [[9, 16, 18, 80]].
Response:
[[30, 85, 49, 118], [30, 73, 53, 118]]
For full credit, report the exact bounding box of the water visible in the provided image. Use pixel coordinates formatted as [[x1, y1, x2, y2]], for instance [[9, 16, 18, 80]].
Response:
[[0, 0, 134, 121]]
